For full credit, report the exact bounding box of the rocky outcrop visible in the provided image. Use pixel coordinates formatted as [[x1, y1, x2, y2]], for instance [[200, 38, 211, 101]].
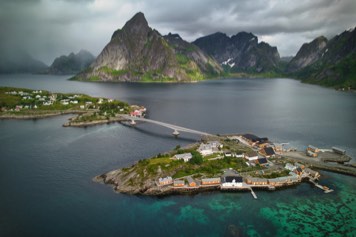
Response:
[[48, 50, 95, 75], [75, 12, 222, 82], [94, 168, 169, 195], [193, 32, 280, 72]]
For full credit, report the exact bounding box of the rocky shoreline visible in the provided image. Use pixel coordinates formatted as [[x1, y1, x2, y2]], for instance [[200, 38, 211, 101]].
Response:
[[93, 169, 307, 196], [0, 111, 130, 128], [63, 116, 127, 127], [0, 110, 85, 120]]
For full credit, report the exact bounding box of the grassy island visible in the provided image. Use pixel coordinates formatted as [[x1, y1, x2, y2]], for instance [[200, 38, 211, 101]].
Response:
[[0, 87, 136, 126]]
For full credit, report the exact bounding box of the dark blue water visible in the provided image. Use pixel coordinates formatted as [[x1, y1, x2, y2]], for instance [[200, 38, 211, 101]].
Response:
[[0, 74, 355, 236]]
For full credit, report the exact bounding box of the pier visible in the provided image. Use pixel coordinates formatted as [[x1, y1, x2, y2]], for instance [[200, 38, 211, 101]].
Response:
[[308, 178, 334, 193], [249, 187, 257, 199]]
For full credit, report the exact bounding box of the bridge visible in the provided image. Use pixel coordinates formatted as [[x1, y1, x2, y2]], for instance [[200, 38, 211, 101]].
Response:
[[120, 115, 212, 137]]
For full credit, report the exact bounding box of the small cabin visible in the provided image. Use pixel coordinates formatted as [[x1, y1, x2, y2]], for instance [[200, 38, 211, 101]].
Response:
[[173, 180, 185, 187], [158, 176, 173, 186], [246, 177, 268, 185], [201, 178, 221, 185], [186, 176, 197, 187]]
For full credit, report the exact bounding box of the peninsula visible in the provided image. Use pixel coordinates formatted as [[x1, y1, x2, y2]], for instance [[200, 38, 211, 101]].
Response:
[[0, 86, 143, 127], [95, 133, 356, 197]]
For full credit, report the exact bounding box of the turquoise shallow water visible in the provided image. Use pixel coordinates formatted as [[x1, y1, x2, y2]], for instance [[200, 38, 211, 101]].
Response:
[[0, 75, 355, 236]]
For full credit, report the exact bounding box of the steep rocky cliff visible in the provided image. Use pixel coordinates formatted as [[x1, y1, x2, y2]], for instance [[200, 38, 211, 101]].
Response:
[[193, 32, 280, 72], [75, 12, 222, 82], [291, 27, 356, 88], [287, 36, 328, 72]]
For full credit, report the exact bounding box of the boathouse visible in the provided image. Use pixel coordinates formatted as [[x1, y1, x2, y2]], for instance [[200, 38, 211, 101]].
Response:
[[173, 180, 185, 187], [187, 177, 197, 187], [201, 178, 221, 185], [245, 176, 268, 185], [158, 176, 173, 186]]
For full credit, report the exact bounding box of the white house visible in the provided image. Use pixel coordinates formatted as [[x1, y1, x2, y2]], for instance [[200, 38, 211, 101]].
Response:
[[244, 151, 259, 161], [174, 153, 192, 162], [221, 176, 243, 187], [235, 154, 244, 158]]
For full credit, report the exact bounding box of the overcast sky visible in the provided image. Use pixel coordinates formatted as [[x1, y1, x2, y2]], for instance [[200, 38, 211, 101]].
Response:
[[1, 0, 355, 64]]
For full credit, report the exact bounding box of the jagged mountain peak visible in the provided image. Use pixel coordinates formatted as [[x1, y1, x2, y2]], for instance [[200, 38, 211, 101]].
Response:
[[166, 32, 182, 40], [75, 12, 222, 82], [111, 12, 150, 39], [122, 12, 149, 34], [193, 31, 279, 72], [232, 32, 257, 42]]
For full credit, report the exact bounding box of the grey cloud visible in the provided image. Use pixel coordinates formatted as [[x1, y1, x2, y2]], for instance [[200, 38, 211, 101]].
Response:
[[0, 0, 355, 63]]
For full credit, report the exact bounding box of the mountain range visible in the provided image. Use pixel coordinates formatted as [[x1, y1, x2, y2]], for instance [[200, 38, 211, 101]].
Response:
[[0, 12, 354, 88]]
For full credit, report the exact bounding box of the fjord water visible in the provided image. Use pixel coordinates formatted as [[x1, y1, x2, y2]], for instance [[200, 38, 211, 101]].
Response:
[[0, 74, 355, 236]]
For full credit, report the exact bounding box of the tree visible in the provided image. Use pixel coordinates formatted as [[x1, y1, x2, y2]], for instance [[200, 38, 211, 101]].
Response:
[[189, 151, 203, 165]]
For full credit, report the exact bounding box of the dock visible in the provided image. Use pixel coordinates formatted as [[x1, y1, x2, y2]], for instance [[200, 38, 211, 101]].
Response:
[[249, 187, 257, 199], [308, 178, 334, 193]]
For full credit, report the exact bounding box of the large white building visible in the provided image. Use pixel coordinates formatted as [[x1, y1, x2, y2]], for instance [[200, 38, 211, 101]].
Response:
[[221, 176, 243, 187], [197, 141, 223, 156]]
